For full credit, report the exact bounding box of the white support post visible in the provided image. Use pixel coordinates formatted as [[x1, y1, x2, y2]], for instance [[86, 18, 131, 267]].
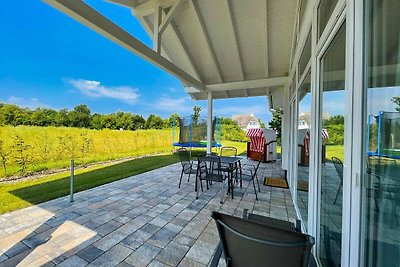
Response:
[[207, 91, 213, 155]]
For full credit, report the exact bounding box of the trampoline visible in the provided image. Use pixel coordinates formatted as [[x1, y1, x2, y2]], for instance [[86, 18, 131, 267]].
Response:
[[367, 111, 400, 159], [172, 116, 222, 149]]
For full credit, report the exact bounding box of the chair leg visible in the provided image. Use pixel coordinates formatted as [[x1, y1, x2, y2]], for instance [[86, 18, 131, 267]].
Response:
[[196, 175, 199, 199], [252, 177, 258, 201], [226, 174, 230, 196], [220, 180, 225, 204], [333, 184, 342, 204], [179, 169, 184, 188], [255, 174, 261, 192], [187, 172, 191, 182], [230, 173, 234, 199]]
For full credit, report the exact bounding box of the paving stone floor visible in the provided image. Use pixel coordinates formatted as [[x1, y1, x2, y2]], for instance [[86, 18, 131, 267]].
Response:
[[0, 158, 295, 267]]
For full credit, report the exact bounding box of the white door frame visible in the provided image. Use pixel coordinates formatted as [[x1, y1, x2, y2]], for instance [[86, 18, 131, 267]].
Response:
[[347, 0, 365, 266], [311, 2, 348, 265]]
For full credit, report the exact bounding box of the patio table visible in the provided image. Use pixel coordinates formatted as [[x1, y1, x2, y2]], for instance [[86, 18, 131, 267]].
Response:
[[219, 156, 242, 180], [219, 156, 242, 198], [195, 155, 242, 200]]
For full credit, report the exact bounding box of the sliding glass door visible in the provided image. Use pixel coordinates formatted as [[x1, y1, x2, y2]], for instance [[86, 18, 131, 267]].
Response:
[[363, 0, 400, 266], [319, 23, 346, 267]]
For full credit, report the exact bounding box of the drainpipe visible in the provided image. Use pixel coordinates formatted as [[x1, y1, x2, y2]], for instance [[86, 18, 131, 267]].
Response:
[[207, 91, 213, 154]]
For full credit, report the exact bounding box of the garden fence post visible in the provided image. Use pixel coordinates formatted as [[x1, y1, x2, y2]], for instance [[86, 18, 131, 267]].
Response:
[[70, 159, 74, 203]]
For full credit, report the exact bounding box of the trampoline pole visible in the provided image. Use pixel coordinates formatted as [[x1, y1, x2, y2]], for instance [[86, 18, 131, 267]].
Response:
[[190, 115, 193, 158], [377, 111, 382, 156]]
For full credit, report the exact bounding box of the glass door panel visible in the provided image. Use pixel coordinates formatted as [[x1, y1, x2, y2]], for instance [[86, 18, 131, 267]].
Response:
[[297, 72, 311, 228], [363, 1, 400, 266], [319, 24, 346, 267]]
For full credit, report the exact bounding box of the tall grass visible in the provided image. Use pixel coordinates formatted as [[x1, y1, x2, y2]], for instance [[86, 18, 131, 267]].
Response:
[[0, 126, 177, 178], [0, 126, 249, 178]]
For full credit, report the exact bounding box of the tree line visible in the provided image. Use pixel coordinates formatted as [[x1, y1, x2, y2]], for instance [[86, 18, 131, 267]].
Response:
[[0, 103, 179, 130]]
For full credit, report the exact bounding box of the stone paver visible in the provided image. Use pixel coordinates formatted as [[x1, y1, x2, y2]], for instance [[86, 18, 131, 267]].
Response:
[[76, 245, 104, 262], [0, 159, 295, 266], [58, 255, 88, 267], [156, 241, 189, 266]]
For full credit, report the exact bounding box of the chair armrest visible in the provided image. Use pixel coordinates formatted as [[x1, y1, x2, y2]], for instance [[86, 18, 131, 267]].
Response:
[[209, 242, 223, 267]]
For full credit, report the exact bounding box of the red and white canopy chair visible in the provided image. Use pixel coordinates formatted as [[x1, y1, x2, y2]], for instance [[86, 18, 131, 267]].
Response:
[[246, 129, 277, 162], [298, 129, 329, 166]]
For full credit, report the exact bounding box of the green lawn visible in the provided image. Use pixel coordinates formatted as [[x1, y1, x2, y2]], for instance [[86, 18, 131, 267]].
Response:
[[0, 141, 248, 214], [325, 145, 344, 162], [0, 154, 180, 214]]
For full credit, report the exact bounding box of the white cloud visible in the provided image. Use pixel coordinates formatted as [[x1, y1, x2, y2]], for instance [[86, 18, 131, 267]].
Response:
[[6, 96, 49, 109], [67, 78, 140, 104], [367, 86, 400, 115], [151, 95, 202, 114]]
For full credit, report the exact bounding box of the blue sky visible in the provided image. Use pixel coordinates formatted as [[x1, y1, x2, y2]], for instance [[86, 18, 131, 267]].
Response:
[[0, 1, 271, 123]]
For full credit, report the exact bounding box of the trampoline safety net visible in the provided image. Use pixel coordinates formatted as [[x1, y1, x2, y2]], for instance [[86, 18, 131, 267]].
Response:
[[176, 116, 220, 147]]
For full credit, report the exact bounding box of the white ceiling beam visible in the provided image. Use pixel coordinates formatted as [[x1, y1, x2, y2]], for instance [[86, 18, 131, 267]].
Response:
[[43, 0, 204, 91], [133, 0, 176, 17], [104, 0, 135, 8], [263, 0, 269, 77], [159, 0, 185, 35], [205, 77, 288, 92], [153, 6, 162, 53], [223, 0, 244, 80], [190, 0, 223, 83], [139, 10, 202, 82], [138, 16, 171, 61], [169, 21, 203, 82], [136, 5, 202, 82]]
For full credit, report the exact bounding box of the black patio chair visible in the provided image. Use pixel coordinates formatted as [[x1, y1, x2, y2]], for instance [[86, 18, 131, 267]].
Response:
[[239, 151, 265, 200], [177, 148, 197, 188], [220, 146, 238, 157], [210, 210, 315, 267], [196, 154, 229, 203], [243, 209, 302, 233], [220, 146, 238, 171], [331, 157, 343, 204], [219, 146, 240, 188]]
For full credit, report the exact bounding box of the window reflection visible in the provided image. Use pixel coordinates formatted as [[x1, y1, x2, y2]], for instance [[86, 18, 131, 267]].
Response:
[[297, 72, 311, 228], [319, 23, 346, 267], [318, 0, 339, 38], [364, 1, 400, 266]]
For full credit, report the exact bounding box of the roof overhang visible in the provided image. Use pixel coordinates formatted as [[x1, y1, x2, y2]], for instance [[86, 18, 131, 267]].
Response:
[[44, 0, 297, 109]]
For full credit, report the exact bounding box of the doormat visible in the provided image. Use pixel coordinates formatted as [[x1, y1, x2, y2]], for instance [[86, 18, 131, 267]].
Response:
[[297, 179, 309, 192], [263, 177, 289, 189]]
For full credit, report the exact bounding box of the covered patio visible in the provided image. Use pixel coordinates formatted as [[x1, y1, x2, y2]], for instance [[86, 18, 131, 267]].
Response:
[[0, 158, 295, 267]]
